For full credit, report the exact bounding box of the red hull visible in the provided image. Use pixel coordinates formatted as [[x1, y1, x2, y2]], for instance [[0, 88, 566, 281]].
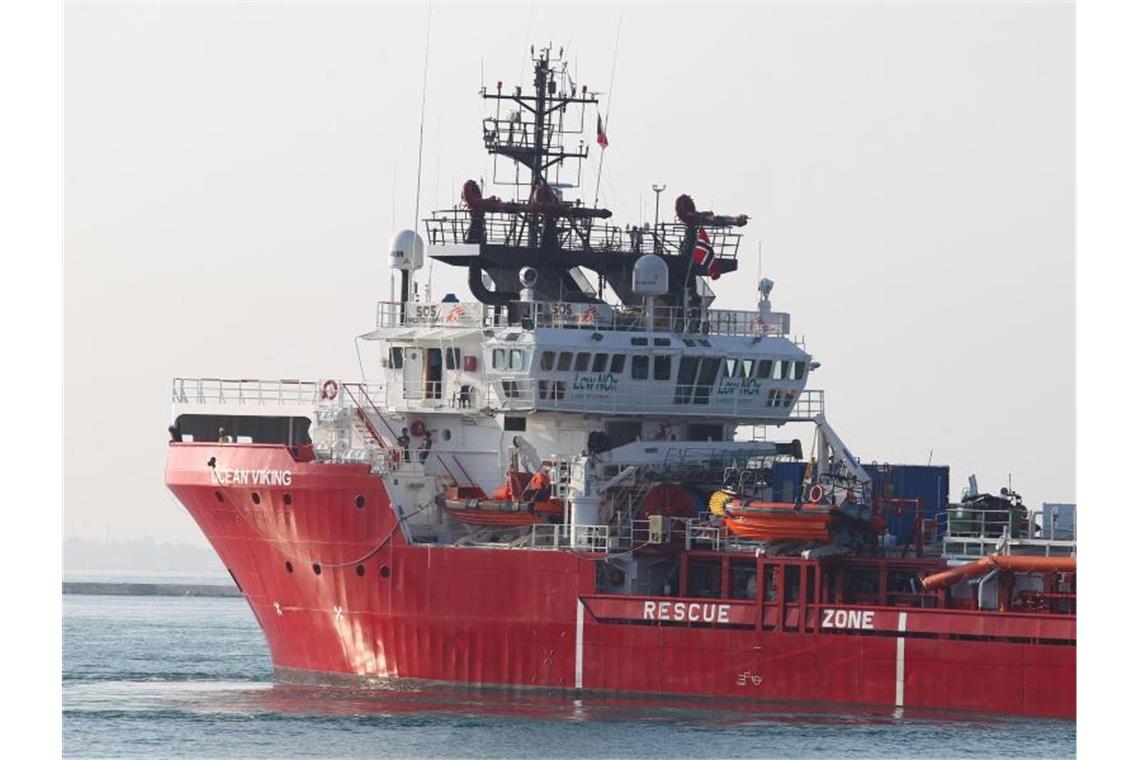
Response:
[[167, 443, 1075, 719]]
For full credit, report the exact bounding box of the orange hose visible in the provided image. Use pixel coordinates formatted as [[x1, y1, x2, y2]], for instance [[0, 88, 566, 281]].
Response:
[[921, 554, 1076, 590]]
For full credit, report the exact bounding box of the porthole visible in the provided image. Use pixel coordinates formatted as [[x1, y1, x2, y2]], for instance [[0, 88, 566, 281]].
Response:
[[214, 491, 224, 503], [379, 565, 391, 579], [251, 492, 261, 505], [355, 564, 365, 577], [285, 561, 293, 573], [312, 563, 322, 575], [441, 428, 452, 441], [283, 493, 292, 506], [355, 495, 366, 509]]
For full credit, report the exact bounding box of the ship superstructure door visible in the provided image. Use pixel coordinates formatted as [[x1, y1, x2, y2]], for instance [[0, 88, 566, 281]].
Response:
[[403, 347, 424, 400]]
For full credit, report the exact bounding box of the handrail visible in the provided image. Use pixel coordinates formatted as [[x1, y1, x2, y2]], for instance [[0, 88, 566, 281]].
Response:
[[376, 300, 794, 340]]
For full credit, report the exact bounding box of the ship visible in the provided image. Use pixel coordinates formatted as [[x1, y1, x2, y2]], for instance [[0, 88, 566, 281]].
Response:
[[165, 47, 1076, 719]]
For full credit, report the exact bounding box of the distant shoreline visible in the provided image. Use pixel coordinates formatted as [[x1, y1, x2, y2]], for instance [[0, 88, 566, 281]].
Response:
[[62, 581, 241, 598]]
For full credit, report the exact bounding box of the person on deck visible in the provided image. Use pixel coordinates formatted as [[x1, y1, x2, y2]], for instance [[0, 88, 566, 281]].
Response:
[[397, 428, 411, 463], [418, 431, 433, 464], [527, 468, 552, 502], [217, 427, 230, 443]]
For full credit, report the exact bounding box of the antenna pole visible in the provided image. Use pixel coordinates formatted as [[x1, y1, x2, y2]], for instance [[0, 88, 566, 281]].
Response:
[[412, 2, 433, 235], [652, 183, 666, 254], [592, 14, 622, 208]]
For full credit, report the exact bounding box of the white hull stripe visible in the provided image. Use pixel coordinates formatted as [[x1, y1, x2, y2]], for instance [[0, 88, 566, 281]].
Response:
[[575, 599, 585, 689], [895, 611, 908, 707]]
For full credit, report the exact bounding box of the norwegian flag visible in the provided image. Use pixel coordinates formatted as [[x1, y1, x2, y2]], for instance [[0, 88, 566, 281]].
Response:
[[596, 114, 609, 148], [693, 227, 722, 279]]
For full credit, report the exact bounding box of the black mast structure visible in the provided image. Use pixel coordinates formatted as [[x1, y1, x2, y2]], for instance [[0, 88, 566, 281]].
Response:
[[424, 46, 746, 310]]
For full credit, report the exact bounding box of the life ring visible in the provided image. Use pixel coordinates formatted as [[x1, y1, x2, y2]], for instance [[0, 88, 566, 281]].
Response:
[[410, 419, 426, 437], [808, 484, 825, 503], [320, 379, 339, 400]]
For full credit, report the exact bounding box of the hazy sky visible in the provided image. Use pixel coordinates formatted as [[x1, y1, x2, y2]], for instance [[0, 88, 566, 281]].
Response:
[[64, 1, 1073, 546]]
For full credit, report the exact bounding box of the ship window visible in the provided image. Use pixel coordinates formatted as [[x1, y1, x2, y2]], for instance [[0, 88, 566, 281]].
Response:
[[675, 356, 699, 404], [793, 361, 806, 380], [445, 348, 461, 370], [492, 348, 506, 370], [509, 348, 525, 370], [251, 492, 261, 505], [653, 337, 671, 347], [356, 564, 366, 577], [540, 351, 556, 371], [631, 355, 649, 380], [631, 337, 649, 346], [552, 381, 566, 400], [426, 349, 443, 399], [682, 339, 696, 347], [389, 347, 404, 369], [355, 495, 366, 509], [741, 359, 754, 378], [538, 379, 549, 399], [783, 390, 797, 408], [723, 358, 737, 378], [592, 353, 609, 372], [501, 380, 520, 398], [653, 355, 672, 381], [610, 354, 626, 374], [756, 359, 773, 379], [694, 357, 722, 405], [775, 360, 789, 380], [504, 416, 527, 432], [285, 561, 293, 573], [698, 339, 712, 347], [557, 351, 573, 371], [575, 352, 591, 372], [312, 563, 322, 576]]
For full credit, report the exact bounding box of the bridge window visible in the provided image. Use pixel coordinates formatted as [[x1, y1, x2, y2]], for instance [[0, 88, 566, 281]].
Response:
[[793, 361, 806, 380], [632, 355, 649, 380], [756, 359, 772, 379], [445, 348, 461, 370], [540, 351, 555, 371], [653, 355, 672, 381], [389, 347, 404, 369], [723, 358, 736, 378], [741, 358, 754, 378], [693, 357, 721, 404], [575, 352, 590, 372], [610, 354, 626, 374], [653, 337, 671, 347], [556, 351, 573, 371], [592, 353, 609, 372], [509, 349, 525, 371], [775, 360, 790, 380], [492, 349, 505, 369], [631, 337, 648, 346], [675, 356, 699, 404]]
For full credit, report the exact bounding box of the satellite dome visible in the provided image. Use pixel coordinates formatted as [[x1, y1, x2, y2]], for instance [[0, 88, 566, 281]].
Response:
[[389, 229, 424, 271], [632, 254, 669, 296]]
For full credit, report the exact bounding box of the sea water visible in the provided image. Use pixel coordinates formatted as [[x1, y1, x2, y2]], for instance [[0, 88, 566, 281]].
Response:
[[63, 593, 1075, 759]]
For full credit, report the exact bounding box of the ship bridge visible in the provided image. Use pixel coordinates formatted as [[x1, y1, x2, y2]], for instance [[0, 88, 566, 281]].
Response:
[[361, 298, 819, 424]]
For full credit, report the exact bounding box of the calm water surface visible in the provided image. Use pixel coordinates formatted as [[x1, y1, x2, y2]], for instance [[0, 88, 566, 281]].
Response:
[[63, 593, 1074, 758]]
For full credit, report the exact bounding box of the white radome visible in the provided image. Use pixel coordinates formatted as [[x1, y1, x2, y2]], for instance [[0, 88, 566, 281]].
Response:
[[389, 229, 425, 271]]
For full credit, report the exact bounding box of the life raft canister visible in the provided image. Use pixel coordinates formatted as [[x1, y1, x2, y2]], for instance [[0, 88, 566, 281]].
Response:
[[807, 483, 825, 503], [320, 379, 339, 400]]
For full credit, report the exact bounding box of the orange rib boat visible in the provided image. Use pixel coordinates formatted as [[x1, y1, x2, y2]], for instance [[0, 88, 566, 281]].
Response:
[[722, 498, 836, 542], [443, 477, 562, 528]]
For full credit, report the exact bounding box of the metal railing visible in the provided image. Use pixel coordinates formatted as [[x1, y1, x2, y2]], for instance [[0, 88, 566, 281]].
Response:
[[528, 523, 611, 552], [376, 300, 793, 340], [424, 212, 742, 261], [172, 378, 385, 406], [939, 507, 1078, 560]]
